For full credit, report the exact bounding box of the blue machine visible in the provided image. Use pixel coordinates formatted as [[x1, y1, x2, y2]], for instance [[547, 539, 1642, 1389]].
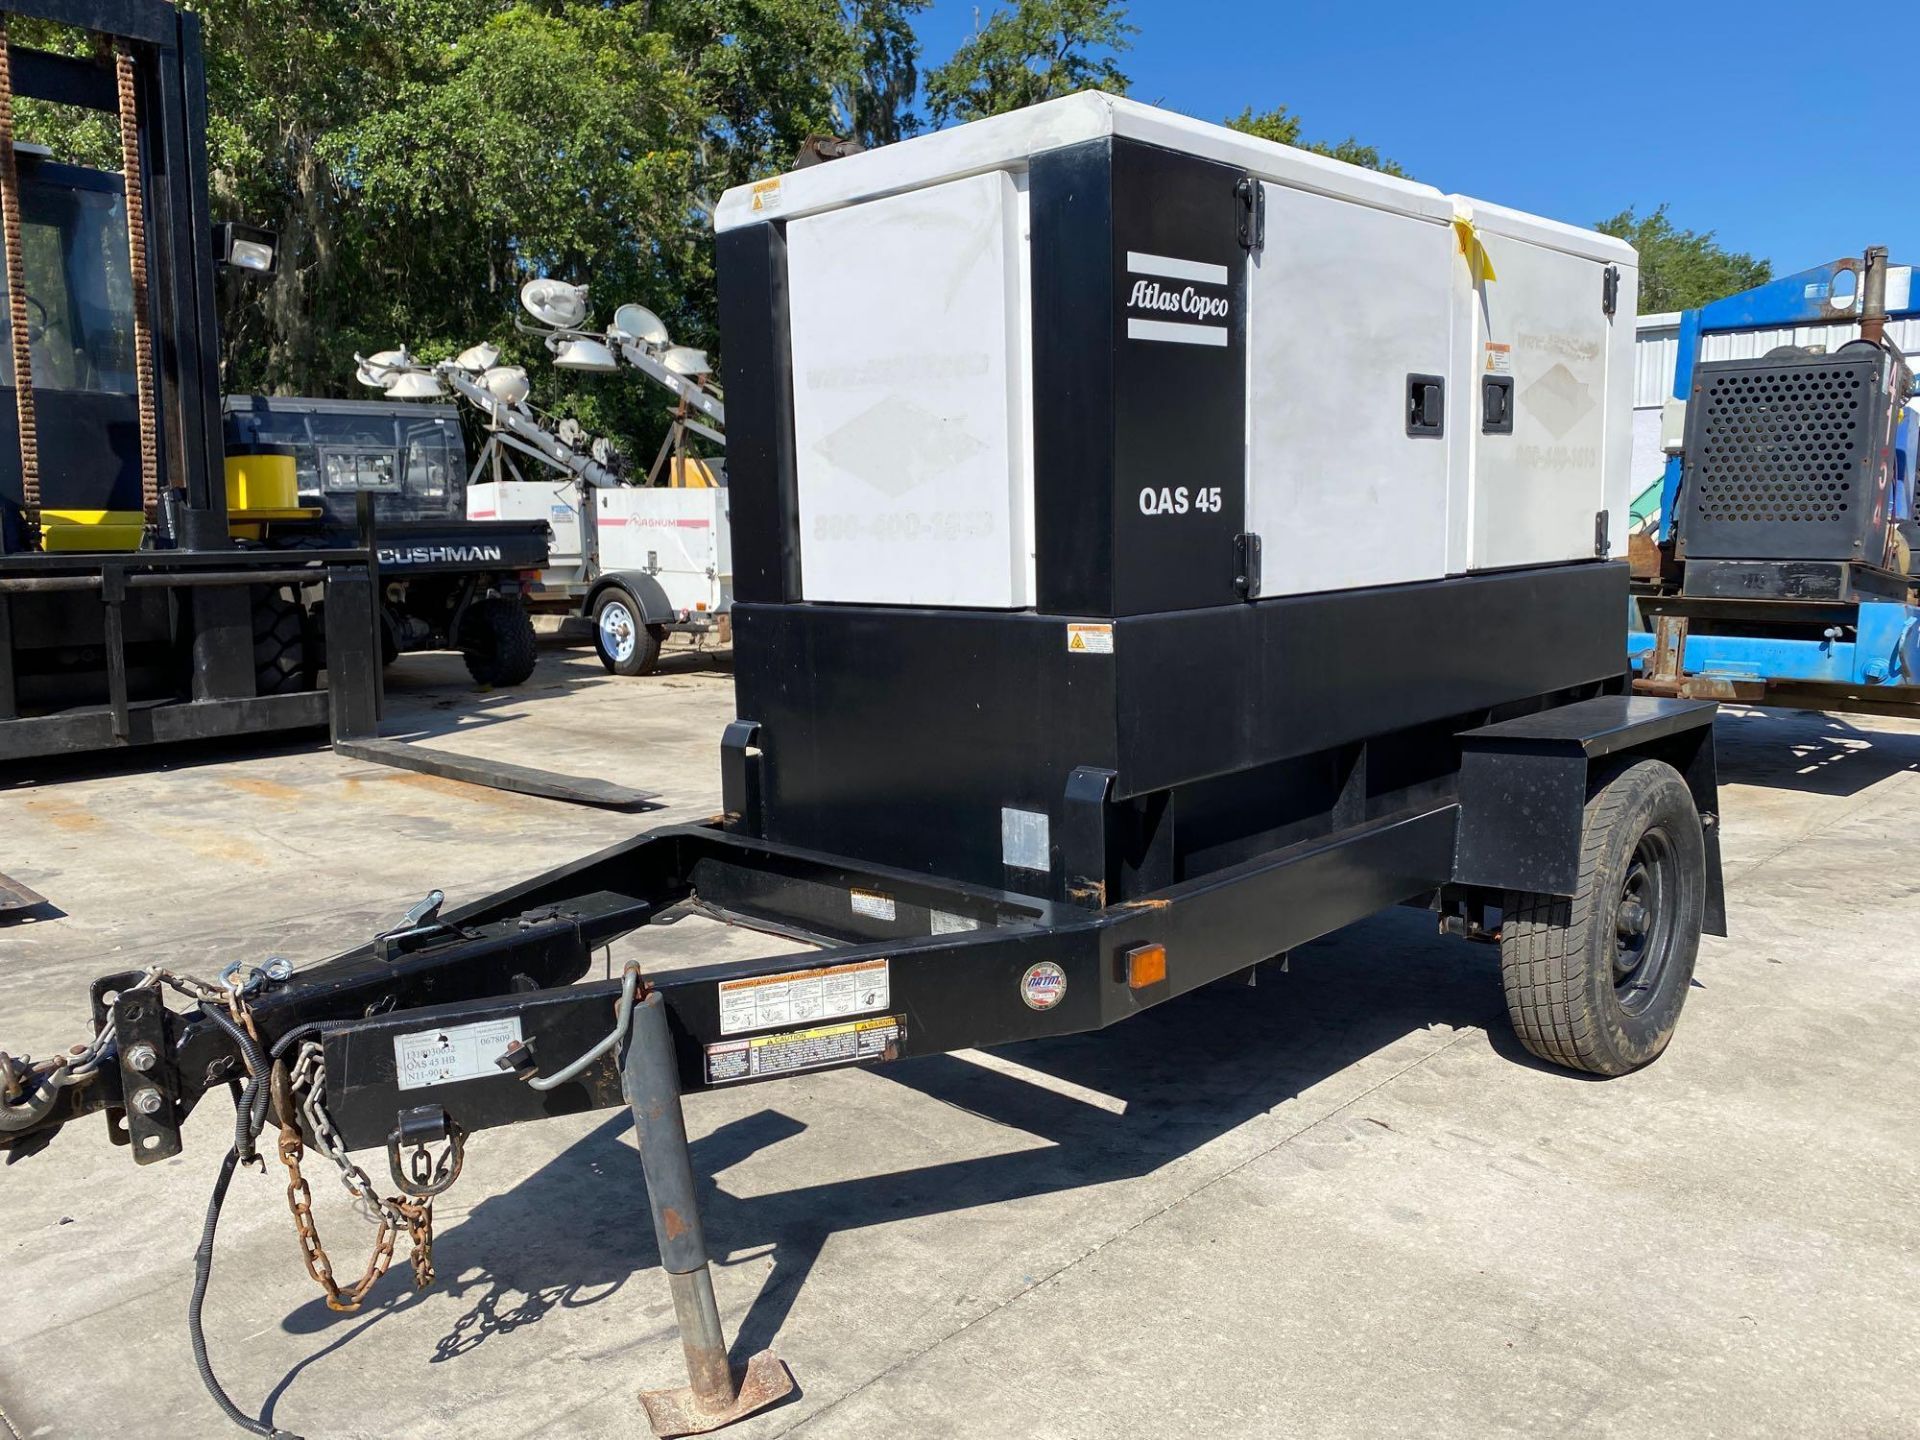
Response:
[[1630, 248, 1920, 713]]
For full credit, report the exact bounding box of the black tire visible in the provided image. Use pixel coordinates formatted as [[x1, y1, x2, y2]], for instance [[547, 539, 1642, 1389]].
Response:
[[592, 587, 667, 677], [251, 587, 310, 696], [1499, 758, 1705, 1077], [458, 597, 537, 687]]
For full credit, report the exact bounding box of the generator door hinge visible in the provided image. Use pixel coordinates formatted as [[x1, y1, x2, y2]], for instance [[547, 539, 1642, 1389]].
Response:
[[1235, 177, 1265, 253], [1234, 532, 1263, 599], [1602, 265, 1621, 318], [1595, 509, 1611, 558]]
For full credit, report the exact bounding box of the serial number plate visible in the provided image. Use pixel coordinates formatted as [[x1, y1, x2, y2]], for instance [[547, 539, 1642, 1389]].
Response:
[[393, 1017, 522, 1091]]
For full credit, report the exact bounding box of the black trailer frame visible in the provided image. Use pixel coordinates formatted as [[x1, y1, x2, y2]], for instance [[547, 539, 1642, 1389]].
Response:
[[0, 0, 384, 761], [2, 691, 1720, 1432]]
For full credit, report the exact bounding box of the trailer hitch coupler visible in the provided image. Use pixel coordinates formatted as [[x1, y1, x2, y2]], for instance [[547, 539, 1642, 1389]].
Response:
[[621, 990, 794, 1436]]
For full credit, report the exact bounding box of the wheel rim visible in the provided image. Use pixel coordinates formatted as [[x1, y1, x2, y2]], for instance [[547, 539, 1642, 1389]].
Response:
[[1613, 826, 1679, 1016], [599, 600, 637, 663]]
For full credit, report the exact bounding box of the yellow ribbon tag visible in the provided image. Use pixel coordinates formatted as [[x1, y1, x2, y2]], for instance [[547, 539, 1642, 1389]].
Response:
[[1453, 217, 1498, 285]]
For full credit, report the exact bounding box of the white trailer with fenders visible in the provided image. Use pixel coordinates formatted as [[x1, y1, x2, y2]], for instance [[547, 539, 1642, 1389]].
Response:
[[466, 284, 734, 675], [3, 96, 1731, 1440], [470, 478, 732, 674]]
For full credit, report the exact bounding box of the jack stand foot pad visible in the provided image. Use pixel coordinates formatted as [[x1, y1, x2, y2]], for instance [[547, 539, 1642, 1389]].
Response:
[[640, 1350, 796, 1437]]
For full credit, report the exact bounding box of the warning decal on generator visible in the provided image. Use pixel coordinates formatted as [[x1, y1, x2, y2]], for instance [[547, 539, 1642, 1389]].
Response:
[[1066, 623, 1113, 655], [718, 957, 890, 1035], [705, 1014, 906, 1085]]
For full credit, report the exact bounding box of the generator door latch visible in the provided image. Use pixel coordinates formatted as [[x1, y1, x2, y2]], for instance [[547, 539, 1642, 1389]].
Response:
[[1594, 510, 1612, 559], [1482, 375, 1514, 434], [1602, 265, 1620, 318], [1234, 532, 1263, 600], [1406, 375, 1445, 437], [1235, 177, 1265, 253]]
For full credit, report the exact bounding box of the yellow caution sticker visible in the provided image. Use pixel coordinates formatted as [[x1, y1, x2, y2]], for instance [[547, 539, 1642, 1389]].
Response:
[[705, 1014, 905, 1085], [1067, 622, 1114, 655]]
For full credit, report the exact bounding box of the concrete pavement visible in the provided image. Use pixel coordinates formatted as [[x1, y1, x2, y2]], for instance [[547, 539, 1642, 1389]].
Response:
[[1, 647, 1915, 1440]]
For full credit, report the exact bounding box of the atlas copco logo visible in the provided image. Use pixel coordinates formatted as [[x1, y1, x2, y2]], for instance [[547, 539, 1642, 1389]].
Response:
[[378, 544, 505, 566], [1126, 279, 1229, 320]]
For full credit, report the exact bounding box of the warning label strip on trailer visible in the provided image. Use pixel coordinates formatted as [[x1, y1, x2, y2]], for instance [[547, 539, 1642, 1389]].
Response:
[[706, 1014, 906, 1085], [717, 957, 890, 1036]]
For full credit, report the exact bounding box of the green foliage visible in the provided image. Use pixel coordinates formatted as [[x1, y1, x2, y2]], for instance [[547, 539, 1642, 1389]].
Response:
[[924, 0, 1134, 125], [842, 0, 931, 147], [4, 0, 1418, 464], [1225, 106, 1409, 178], [1594, 205, 1771, 314], [179, 0, 864, 455]]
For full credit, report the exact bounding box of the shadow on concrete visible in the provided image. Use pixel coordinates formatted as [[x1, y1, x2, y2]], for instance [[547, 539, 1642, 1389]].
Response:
[[268, 906, 1507, 1407], [1714, 706, 1920, 798]]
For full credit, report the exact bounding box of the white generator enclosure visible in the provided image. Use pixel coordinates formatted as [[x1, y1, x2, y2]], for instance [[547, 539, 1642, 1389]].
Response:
[[470, 478, 586, 585], [469, 479, 731, 619], [719, 92, 1636, 610], [784, 169, 1033, 607]]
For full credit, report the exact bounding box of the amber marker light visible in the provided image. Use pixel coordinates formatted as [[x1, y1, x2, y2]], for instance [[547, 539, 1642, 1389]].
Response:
[[1126, 943, 1167, 989]]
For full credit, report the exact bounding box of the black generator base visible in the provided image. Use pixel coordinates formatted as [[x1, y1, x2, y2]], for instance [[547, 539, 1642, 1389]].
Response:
[[732, 560, 1632, 903]]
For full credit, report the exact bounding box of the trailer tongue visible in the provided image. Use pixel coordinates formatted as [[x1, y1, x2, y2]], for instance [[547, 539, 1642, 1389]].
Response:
[[0, 93, 1725, 1439]]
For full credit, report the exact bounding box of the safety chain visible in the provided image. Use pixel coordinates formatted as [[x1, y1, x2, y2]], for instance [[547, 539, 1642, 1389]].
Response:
[[110, 41, 158, 514], [0, 17, 41, 521], [274, 1041, 441, 1312]]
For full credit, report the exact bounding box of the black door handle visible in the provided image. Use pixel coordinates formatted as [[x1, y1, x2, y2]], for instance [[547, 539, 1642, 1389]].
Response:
[[1406, 374, 1445, 437]]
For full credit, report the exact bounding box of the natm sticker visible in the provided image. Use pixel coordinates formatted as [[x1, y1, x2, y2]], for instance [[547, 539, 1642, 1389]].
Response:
[[1019, 961, 1068, 1012]]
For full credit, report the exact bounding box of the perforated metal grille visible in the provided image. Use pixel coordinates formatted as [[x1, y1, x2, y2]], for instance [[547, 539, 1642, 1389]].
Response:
[[1691, 364, 1865, 525], [1679, 350, 1889, 563]]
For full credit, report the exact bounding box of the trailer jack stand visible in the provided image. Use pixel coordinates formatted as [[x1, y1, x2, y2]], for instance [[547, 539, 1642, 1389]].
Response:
[[622, 989, 795, 1437]]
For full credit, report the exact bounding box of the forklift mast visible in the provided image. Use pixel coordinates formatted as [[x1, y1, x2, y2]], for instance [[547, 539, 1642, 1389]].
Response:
[[0, 0, 230, 555]]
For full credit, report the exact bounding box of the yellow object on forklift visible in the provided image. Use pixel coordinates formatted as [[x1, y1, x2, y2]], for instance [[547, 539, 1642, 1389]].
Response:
[[37, 509, 145, 551], [224, 443, 317, 537], [225, 443, 298, 512]]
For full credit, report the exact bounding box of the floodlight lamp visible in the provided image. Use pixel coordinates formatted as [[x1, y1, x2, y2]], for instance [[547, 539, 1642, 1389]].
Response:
[[663, 346, 711, 378], [612, 303, 669, 346], [552, 336, 619, 372], [521, 277, 590, 329], [453, 342, 501, 372], [355, 348, 407, 389], [480, 366, 531, 405], [387, 372, 446, 400]]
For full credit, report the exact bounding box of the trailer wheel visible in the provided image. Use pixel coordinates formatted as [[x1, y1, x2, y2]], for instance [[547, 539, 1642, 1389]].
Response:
[[592, 588, 667, 676], [1499, 759, 1705, 1077], [458, 597, 537, 687], [251, 587, 310, 696]]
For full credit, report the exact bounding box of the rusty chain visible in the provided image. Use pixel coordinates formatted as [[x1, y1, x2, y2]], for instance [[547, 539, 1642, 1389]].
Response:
[[273, 1040, 442, 1312]]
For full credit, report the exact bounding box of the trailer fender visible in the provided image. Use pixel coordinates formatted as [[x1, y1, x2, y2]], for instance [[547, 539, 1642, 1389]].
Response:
[[1452, 695, 1725, 936], [587, 571, 677, 626]]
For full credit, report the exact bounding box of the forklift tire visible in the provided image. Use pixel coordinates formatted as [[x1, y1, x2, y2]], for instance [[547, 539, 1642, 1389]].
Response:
[[592, 587, 668, 677], [1499, 758, 1705, 1078], [458, 597, 537, 687], [251, 588, 310, 696]]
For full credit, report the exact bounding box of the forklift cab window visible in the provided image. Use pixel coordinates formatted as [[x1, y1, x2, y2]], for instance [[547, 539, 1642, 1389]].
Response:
[[0, 161, 137, 395]]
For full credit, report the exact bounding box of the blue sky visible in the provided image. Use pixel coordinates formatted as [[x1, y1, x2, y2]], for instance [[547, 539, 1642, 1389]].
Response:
[[914, 0, 1914, 276]]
